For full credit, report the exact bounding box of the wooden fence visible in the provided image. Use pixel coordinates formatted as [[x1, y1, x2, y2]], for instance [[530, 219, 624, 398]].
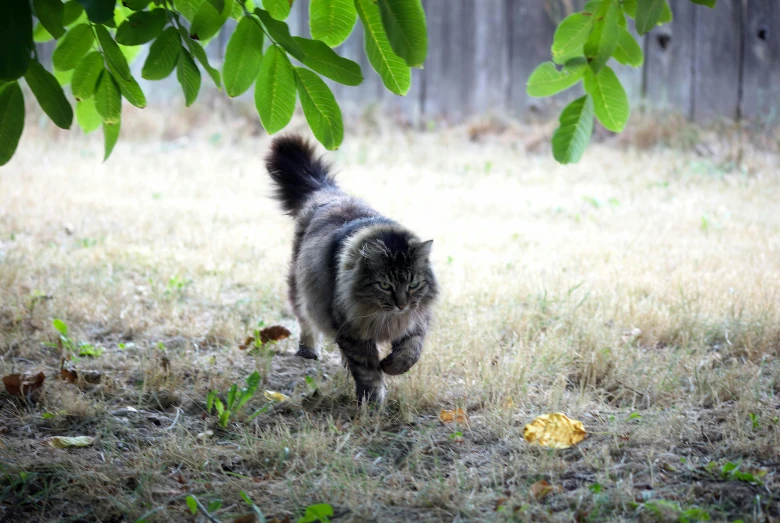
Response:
[[36, 0, 780, 126]]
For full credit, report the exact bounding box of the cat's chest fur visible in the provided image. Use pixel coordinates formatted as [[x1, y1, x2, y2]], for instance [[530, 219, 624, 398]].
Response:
[[376, 340, 393, 361]]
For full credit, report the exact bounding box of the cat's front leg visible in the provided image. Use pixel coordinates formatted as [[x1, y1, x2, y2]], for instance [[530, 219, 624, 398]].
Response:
[[337, 335, 386, 404], [380, 331, 425, 376]]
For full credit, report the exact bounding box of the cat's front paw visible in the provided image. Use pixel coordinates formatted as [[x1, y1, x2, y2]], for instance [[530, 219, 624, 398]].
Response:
[[380, 350, 417, 375], [296, 345, 319, 360]]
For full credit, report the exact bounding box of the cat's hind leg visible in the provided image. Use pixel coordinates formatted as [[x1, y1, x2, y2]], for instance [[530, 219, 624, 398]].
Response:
[[289, 269, 320, 360]]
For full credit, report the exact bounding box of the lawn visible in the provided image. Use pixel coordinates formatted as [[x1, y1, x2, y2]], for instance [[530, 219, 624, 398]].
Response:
[[1, 108, 779, 522]]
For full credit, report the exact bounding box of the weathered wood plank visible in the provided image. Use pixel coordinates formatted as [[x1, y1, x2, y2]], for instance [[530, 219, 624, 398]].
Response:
[[644, 0, 696, 117], [462, 0, 510, 116], [508, 1, 559, 117], [741, 0, 780, 125], [692, 0, 742, 123]]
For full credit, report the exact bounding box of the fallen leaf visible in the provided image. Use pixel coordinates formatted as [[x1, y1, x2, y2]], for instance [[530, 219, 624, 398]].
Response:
[[233, 515, 257, 523], [530, 479, 562, 500], [493, 497, 508, 511], [523, 412, 587, 449], [59, 368, 78, 383], [197, 430, 214, 439], [48, 436, 94, 448], [503, 397, 515, 409], [239, 326, 292, 350], [3, 372, 46, 399], [439, 408, 468, 424], [264, 390, 290, 402]]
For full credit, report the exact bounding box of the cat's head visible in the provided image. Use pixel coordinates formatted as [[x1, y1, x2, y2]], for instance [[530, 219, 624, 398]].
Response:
[[348, 231, 438, 314]]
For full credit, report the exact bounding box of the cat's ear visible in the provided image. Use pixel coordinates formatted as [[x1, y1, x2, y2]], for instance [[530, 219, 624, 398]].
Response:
[[413, 240, 433, 260]]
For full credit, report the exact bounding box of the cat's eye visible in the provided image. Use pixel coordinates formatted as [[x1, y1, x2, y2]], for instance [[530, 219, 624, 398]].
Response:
[[409, 281, 420, 290], [378, 282, 392, 290]]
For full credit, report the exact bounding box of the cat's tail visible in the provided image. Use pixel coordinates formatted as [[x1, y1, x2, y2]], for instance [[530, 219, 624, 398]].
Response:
[[265, 135, 338, 215]]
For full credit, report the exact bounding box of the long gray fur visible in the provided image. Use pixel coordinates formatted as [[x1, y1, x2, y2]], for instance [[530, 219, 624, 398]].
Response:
[[265, 135, 438, 405]]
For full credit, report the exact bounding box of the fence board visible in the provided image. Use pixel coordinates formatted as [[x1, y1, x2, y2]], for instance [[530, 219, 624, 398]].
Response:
[[644, 0, 695, 117], [508, 1, 561, 117], [692, 0, 742, 123], [741, 0, 780, 126], [421, 0, 466, 121]]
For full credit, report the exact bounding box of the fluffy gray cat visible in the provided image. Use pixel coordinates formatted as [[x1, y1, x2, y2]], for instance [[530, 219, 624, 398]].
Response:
[[265, 135, 438, 404]]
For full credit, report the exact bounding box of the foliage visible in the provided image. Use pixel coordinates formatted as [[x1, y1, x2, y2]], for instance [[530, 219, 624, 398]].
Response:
[[526, 0, 718, 164], [206, 370, 261, 428], [0, 0, 428, 166], [45, 318, 104, 359]]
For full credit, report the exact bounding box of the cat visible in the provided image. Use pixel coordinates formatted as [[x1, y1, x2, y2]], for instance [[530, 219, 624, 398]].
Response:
[[265, 135, 438, 404]]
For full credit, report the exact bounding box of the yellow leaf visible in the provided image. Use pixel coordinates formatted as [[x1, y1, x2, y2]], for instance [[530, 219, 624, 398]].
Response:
[[530, 479, 561, 500], [263, 390, 289, 402], [439, 408, 468, 424], [503, 397, 515, 409], [523, 412, 587, 449], [48, 436, 94, 448]]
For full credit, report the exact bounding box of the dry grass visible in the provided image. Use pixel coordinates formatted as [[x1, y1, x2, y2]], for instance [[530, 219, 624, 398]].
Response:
[[1, 105, 779, 523]]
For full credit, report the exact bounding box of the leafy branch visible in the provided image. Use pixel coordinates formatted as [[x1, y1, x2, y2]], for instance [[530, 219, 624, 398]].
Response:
[[526, 0, 717, 164], [0, 0, 428, 165]]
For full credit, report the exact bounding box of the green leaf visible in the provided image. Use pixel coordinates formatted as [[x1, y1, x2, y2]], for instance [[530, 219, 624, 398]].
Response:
[[355, 0, 410, 95], [659, 1, 673, 24], [309, 0, 357, 47], [584, 0, 619, 74], [206, 391, 216, 413], [142, 27, 181, 80], [377, 0, 427, 68], [180, 28, 221, 88], [103, 120, 120, 161], [124, 0, 153, 10], [175, 0, 203, 22], [95, 25, 133, 80], [53, 318, 69, 336], [114, 72, 147, 108], [190, 0, 232, 41], [295, 67, 343, 150], [185, 496, 198, 516], [264, 0, 291, 20], [0, 88, 24, 164], [551, 95, 594, 164], [71, 51, 103, 100], [176, 49, 201, 106], [206, 0, 224, 12], [24, 60, 73, 129], [583, 66, 629, 132], [95, 70, 121, 124], [0, 0, 34, 82], [613, 26, 643, 67], [690, 0, 716, 6], [34, 0, 66, 39], [76, 0, 115, 23], [54, 69, 74, 85], [52, 24, 94, 72], [34, 23, 55, 43], [635, 0, 665, 34], [223, 16, 264, 97], [76, 98, 101, 133], [226, 384, 238, 410], [116, 8, 167, 45], [526, 59, 587, 98], [294, 37, 362, 86], [255, 45, 296, 134], [63, 1, 85, 25], [255, 8, 305, 61], [551, 12, 592, 65]]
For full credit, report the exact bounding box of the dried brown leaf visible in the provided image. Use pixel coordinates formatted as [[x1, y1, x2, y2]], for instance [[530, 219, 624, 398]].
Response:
[[239, 326, 292, 350], [439, 408, 468, 424], [530, 479, 562, 500], [3, 372, 46, 399], [59, 368, 78, 383]]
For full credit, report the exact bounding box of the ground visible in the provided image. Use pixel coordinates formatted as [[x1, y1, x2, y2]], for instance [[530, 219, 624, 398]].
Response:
[[1, 104, 779, 522]]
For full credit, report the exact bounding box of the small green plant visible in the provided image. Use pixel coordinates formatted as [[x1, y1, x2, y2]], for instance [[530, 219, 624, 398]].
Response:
[[588, 482, 603, 494], [642, 500, 710, 523], [240, 491, 266, 521], [627, 411, 643, 422], [46, 319, 104, 359], [749, 413, 759, 431], [185, 495, 197, 516], [165, 275, 191, 297], [298, 503, 334, 523], [207, 371, 261, 428], [717, 461, 763, 485]]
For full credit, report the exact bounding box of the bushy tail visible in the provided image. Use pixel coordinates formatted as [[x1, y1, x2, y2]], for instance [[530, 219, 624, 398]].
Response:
[[265, 135, 337, 215]]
